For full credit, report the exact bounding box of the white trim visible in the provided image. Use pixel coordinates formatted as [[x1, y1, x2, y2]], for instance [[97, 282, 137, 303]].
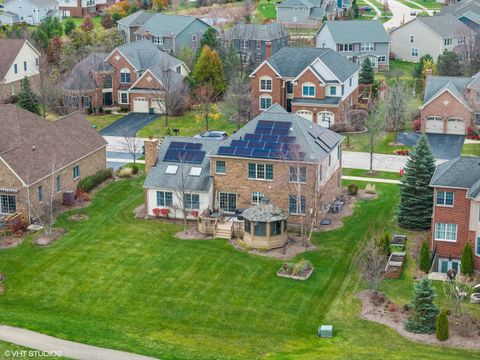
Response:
[[421, 87, 471, 110], [476, 235, 480, 257], [301, 82, 316, 97], [292, 65, 325, 84], [434, 222, 458, 242], [435, 190, 455, 208], [128, 68, 164, 91], [105, 48, 139, 72], [259, 76, 273, 92], [249, 60, 282, 78]]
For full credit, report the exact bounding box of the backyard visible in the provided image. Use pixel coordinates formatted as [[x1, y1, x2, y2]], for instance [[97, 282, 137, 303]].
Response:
[[0, 174, 478, 359]]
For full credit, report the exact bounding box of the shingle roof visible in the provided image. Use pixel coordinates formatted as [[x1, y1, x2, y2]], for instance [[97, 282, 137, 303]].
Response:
[[418, 14, 475, 37], [64, 53, 113, 92], [116, 9, 153, 27], [115, 40, 182, 71], [143, 136, 221, 192], [264, 47, 358, 81], [459, 9, 480, 24], [136, 13, 203, 37], [430, 156, 480, 198], [0, 39, 28, 81], [423, 75, 472, 107], [0, 105, 107, 185], [440, 0, 480, 17], [223, 23, 289, 41], [318, 20, 390, 43], [242, 202, 289, 222], [277, 0, 315, 8]]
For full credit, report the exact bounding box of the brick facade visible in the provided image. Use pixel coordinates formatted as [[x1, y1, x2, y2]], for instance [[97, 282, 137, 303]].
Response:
[[106, 50, 138, 105], [0, 74, 40, 104], [251, 63, 285, 116]]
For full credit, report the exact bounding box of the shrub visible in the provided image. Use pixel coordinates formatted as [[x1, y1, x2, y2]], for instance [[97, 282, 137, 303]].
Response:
[[436, 309, 449, 341], [117, 167, 133, 178], [104, 109, 112, 114], [412, 119, 421, 132], [460, 243, 474, 276], [393, 149, 410, 156], [130, 164, 139, 175], [378, 232, 391, 256], [77, 168, 113, 192], [419, 240, 431, 273], [365, 183, 376, 194], [347, 183, 359, 195], [405, 277, 439, 334], [330, 122, 349, 133]]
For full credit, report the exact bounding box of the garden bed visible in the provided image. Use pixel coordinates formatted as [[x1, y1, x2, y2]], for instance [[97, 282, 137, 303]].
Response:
[[385, 252, 406, 279], [277, 259, 314, 280], [33, 228, 66, 246]]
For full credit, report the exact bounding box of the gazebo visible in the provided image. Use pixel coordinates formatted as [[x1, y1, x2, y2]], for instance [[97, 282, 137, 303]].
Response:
[[242, 200, 289, 249]]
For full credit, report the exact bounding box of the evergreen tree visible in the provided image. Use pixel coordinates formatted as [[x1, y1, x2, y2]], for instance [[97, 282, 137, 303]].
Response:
[[32, 16, 63, 50], [198, 28, 220, 54], [397, 135, 436, 229], [64, 18, 76, 36], [405, 277, 439, 334], [190, 45, 226, 96], [352, 0, 360, 18], [17, 77, 40, 115], [460, 243, 474, 276], [436, 309, 449, 341], [419, 240, 431, 273], [377, 232, 391, 256], [412, 54, 433, 79], [359, 58, 374, 84], [437, 50, 462, 76]]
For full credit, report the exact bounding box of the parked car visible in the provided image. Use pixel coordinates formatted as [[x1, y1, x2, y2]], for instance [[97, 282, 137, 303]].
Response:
[[410, 10, 417, 16], [194, 131, 228, 140]]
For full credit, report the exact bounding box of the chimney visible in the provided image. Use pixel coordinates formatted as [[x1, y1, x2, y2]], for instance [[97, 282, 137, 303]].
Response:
[[144, 138, 159, 176], [265, 41, 272, 60]]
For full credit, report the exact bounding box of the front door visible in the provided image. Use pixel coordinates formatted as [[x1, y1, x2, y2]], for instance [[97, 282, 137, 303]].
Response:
[[438, 259, 460, 273], [103, 92, 113, 106]]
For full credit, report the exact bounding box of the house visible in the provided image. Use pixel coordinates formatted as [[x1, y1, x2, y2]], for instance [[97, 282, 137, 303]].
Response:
[[118, 11, 213, 54], [390, 14, 476, 62], [57, 0, 116, 17], [143, 104, 344, 226], [420, 72, 480, 135], [1, 0, 60, 25], [64, 40, 189, 113], [276, 0, 350, 28], [0, 105, 107, 224], [440, 0, 480, 33], [220, 23, 289, 65], [429, 156, 480, 273], [249, 47, 359, 127], [316, 20, 390, 71], [0, 39, 41, 103]]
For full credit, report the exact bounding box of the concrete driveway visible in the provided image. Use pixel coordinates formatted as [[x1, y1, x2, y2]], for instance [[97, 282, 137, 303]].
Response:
[[397, 132, 465, 160], [100, 113, 160, 137]]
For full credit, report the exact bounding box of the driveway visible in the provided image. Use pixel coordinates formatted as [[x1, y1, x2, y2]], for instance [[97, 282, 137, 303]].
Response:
[[383, 0, 416, 30], [397, 132, 465, 160], [100, 113, 160, 137]]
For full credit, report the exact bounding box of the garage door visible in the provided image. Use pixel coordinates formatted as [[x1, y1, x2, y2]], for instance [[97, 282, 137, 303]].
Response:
[[133, 97, 149, 113], [447, 118, 465, 135], [425, 116, 443, 133], [317, 111, 334, 128], [152, 98, 165, 114], [296, 110, 313, 121]]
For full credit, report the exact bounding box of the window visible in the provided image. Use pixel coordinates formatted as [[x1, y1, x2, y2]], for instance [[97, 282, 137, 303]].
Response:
[[245, 219, 251, 233], [410, 35, 414, 43], [378, 55, 386, 62], [56, 175, 61, 192], [189, 167, 202, 176], [35, 58, 39, 66], [254, 222, 266, 236], [328, 154, 331, 166], [338, 43, 353, 52], [0, 195, 16, 214], [165, 165, 178, 174], [436, 191, 454, 206], [120, 68, 131, 83], [73, 165, 80, 179], [457, 36, 465, 45], [248, 163, 273, 180], [260, 77, 272, 91], [153, 36, 164, 45], [192, 34, 197, 42], [14, 64, 18, 74], [119, 92, 129, 104], [176, 66, 181, 73], [349, 77, 352, 86], [256, 40, 262, 49], [241, 40, 249, 50], [185, 193, 200, 209], [23, 61, 27, 71], [256, 53, 262, 62], [443, 38, 453, 46], [38, 186, 43, 203], [289, 166, 307, 183], [286, 81, 293, 94], [270, 220, 282, 236], [219, 192, 237, 212], [476, 236, 480, 257], [215, 160, 226, 174], [361, 43, 374, 51], [259, 95, 272, 110], [434, 223, 457, 241], [252, 191, 265, 204], [103, 75, 112, 89], [302, 83, 315, 97], [411, 48, 419, 57], [330, 86, 337, 96], [157, 191, 173, 207], [288, 195, 306, 215]]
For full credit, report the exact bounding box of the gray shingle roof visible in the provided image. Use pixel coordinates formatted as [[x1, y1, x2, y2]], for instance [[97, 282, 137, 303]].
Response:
[[223, 23, 289, 41], [430, 156, 480, 198], [418, 14, 475, 37], [440, 0, 480, 17], [136, 13, 204, 37], [291, 97, 341, 105], [264, 47, 358, 82], [242, 202, 289, 222], [277, 0, 316, 8], [27, 0, 58, 7], [64, 53, 113, 92], [318, 20, 390, 43], [116, 40, 182, 71], [117, 9, 153, 27], [423, 75, 472, 106], [459, 10, 480, 24]]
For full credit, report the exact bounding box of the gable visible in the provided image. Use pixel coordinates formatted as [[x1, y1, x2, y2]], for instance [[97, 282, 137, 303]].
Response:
[[250, 61, 282, 78], [422, 89, 470, 111], [130, 69, 164, 91], [106, 49, 137, 72], [390, 18, 442, 41]]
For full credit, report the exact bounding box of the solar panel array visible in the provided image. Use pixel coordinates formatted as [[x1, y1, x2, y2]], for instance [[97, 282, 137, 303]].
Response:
[[218, 120, 305, 160], [307, 128, 339, 152], [163, 141, 206, 164]]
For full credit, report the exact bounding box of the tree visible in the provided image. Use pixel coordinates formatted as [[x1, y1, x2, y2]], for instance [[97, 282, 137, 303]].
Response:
[[422, 58, 436, 78], [352, 0, 360, 18], [419, 240, 431, 273], [101, 13, 114, 29], [194, 85, 216, 131], [222, 44, 242, 82], [64, 18, 76, 36], [121, 127, 142, 164], [198, 27, 220, 54], [220, 76, 252, 130], [378, 232, 390, 256], [152, 0, 168, 11], [359, 57, 374, 84], [460, 243, 474, 276], [366, 99, 385, 173], [46, 36, 63, 64], [32, 16, 63, 50], [359, 230, 386, 303], [81, 16, 94, 32], [437, 50, 462, 76], [412, 54, 433, 79], [436, 309, 449, 341], [384, 80, 416, 135], [345, 109, 367, 148], [405, 277, 439, 334], [17, 77, 40, 115], [397, 135, 436, 229], [190, 45, 226, 95], [442, 280, 475, 337]]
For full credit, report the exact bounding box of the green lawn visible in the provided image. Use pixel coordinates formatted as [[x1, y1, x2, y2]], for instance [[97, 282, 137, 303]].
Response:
[[0, 174, 477, 359], [85, 114, 123, 131], [411, 0, 442, 10], [376, 60, 417, 82], [462, 143, 480, 156], [0, 341, 66, 359], [342, 168, 401, 180], [62, 16, 103, 31], [257, 0, 277, 19], [344, 132, 413, 154]]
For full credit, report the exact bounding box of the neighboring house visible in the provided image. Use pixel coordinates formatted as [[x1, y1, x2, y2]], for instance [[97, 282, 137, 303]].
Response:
[[249, 47, 359, 127], [143, 104, 344, 225], [276, 0, 350, 28], [57, 0, 116, 17], [1, 0, 60, 25], [420, 72, 480, 135], [220, 23, 289, 65], [316, 20, 390, 71], [118, 10, 213, 54], [0, 105, 107, 224], [64, 40, 189, 113], [0, 39, 41, 103], [429, 156, 480, 274], [440, 0, 480, 32], [390, 14, 476, 62]]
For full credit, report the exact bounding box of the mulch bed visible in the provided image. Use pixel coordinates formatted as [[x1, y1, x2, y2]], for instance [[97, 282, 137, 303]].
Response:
[[229, 236, 317, 260], [68, 214, 89, 222], [0, 233, 26, 249], [176, 228, 213, 240], [33, 228, 66, 246]]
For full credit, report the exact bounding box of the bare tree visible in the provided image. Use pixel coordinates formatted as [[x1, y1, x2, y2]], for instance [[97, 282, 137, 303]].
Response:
[[345, 108, 368, 148], [121, 127, 142, 164], [442, 280, 475, 337], [219, 75, 252, 129], [171, 154, 194, 233], [366, 99, 386, 173], [384, 81, 417, 137], [194, 84, 216, 131]]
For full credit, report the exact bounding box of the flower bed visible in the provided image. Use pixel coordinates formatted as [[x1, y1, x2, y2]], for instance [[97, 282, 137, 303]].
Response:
[[277, 259, 314, 280], [393, 149, 410, 156]]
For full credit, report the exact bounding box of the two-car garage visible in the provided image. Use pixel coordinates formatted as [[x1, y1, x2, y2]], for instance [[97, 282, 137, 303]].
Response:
[[132, 97, 165, 114], [425, 116, 465, 135]]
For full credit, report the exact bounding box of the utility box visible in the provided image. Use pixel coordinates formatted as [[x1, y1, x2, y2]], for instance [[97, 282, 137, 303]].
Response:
[[318, 325, 333, 338]]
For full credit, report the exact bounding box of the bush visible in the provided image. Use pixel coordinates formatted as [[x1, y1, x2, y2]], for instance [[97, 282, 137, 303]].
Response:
[[77, 168, 113, 192], [460, 243, 474, 276], [436, 309, 449, 341], [330, 122, 349, 133], [393, 149, 410, 156], [419, 240, 431, 273], [378, 232, 391, 256], [365, 183, 376, 194], [347, 183, 359, 195], [104, 109, 112, 114], [130, 164, 139, 175], [412, 119, 421, 132], [117, 167, 133, 178]]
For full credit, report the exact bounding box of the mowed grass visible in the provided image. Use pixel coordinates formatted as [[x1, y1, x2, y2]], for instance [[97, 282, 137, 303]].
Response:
[[257, 0, 277, 19], [0, 341, 67, 359], [344, 132, 413, 154], [62, 16, 103, 30], [86, 113, 123, 131], [376, 60, 417, 82], [342, 167, 401, 180], [462, 143, 480, 156]]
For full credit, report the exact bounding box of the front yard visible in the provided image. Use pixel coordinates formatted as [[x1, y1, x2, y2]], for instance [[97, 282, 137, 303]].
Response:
[[462, 143, 480, 156], [344, 132, 413, 154], [86, 113, 123, 131]]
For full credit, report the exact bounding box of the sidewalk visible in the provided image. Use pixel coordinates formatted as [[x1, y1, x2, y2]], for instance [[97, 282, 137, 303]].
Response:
[[342, 175, 401, 184]]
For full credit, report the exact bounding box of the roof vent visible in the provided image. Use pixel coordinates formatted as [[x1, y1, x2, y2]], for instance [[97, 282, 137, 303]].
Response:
[[32, 145, 35, 151]]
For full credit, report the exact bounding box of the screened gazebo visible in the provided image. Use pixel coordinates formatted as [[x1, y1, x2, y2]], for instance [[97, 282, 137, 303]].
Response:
[[242, 201, 289, 249]]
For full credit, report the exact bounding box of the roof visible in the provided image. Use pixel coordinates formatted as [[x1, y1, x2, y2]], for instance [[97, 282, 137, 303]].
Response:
[[117, 9, 153, 27], [0, 39, 27, 81], [143, 136, 221, 192], [318, 20, 390, 43], [440, 0, 480, 17], [114, 40, 182, 71], [0, 105, 107, 186], [277, 0, 319, 8], [417, 14, 475, 37], [430, 156, 480, 198], [262, 47, 358, 82], [423, 75, 472, 107], [223, 23, 289, 41], [136, 13, 206, 37], [25, 0, 58, 6], [242, 202, 289, 222], [459, 9, 480, 24], [213, 104, 343, 163], [64, 53, 113, 92]]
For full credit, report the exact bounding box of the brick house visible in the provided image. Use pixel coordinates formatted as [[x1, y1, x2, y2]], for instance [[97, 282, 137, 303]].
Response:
[[249, 47, 359, 128], [0, 105, 107, 224], [429, 156, 480, 273], [420, 72, 480, 135], [57, 0, 116, 17], [0, 39, 41, 104]]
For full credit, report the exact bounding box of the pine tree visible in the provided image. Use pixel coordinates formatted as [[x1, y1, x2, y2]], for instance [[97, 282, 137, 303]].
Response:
[[405, 277, 439, 334], [419, 240, 431, 273], [460, 243, 474, 276], [352, 0, 360, 18], [436, 309, 449, 341], [359, 58, 374, 84], [191, 45, 226, 96], [397, 135, 436, 229], [437, 50, 462, 76], [17, 77, 40, 115]]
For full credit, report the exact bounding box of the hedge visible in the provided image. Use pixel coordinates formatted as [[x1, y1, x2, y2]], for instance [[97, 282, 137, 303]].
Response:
[[77, 168, 113, 192]]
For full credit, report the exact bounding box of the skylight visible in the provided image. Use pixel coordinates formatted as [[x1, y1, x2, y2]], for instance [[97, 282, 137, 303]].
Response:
[[189, 167, 202, 176], [165, 165, 178, 174]]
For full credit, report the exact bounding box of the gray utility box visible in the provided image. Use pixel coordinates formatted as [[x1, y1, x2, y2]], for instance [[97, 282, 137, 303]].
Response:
[[318, 325, 333, 338]]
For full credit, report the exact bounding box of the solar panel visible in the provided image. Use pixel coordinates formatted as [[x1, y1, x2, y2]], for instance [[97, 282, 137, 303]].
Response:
[[255, 127, 273, 135], [271, 127, 289, 136], [273, 121, 292, 129], [264, 142, 282, 150], [163, 148, 178, 161], [235, 147, 253, 156], [190, 151, 206, 164], [185, 143, 202, 150], [247, 141, 265, 149], [170, 141, 186, 149], [261, 134, 279, 142], [252, 149, 270, 158], [257, 120, 274, 128], [231, 139, 248, 147], [244, 133, 262, 141], [278, 136, 296, 143], [218, 146, 236, 155], [314, 139, 330, 153]]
